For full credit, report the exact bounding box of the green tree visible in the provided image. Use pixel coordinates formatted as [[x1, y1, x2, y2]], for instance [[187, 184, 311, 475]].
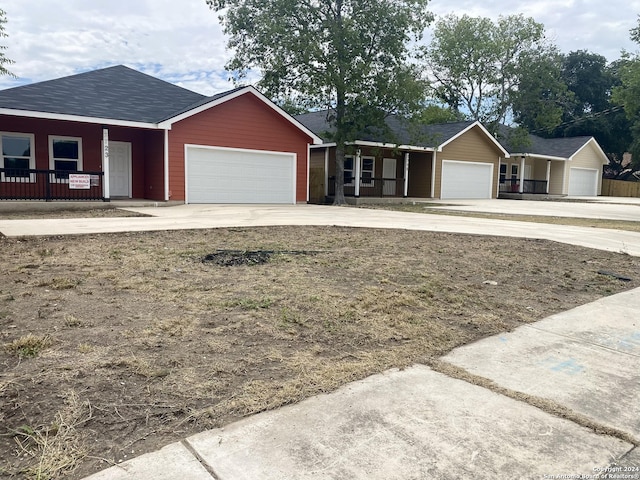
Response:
[[423, 14, 552, 130], [561, 50, 613, 116], [511, 50, 572, 134], [207, 0, 433, 204], [0, 8, 14, 77], [613, 52, 640, 168]]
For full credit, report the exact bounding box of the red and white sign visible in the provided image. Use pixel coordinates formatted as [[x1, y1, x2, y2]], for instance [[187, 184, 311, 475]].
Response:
[[69, 174, 91, 189]]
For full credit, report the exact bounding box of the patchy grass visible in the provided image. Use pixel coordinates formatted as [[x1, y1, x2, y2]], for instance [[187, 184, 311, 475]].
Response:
[[4, 333, 52, 358], [11, 391, 92, 480], [0, 226, 638, 479]]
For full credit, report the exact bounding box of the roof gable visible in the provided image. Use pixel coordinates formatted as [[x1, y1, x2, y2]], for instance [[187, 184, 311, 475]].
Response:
[[160, 86, 322, 143], [0, 65, 206, 124]]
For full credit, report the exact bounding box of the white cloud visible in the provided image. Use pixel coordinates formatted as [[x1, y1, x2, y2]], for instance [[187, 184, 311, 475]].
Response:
[[1, 0, 639, 95], [0, 0, 232, 94]]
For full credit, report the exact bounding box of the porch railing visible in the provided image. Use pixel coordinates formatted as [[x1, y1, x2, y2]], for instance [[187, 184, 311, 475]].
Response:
[[0, 168, 106, 201], [328, 176, 405, 197], [499, 179, 548, 194]]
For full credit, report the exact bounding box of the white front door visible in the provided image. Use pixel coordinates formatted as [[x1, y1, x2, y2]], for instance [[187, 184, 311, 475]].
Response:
[[109, 141, 132, 198], [382, 158, 397, 196]]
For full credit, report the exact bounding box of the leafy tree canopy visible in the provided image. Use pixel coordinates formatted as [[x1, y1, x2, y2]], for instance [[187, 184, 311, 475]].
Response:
[[423, 13, 552, 130], [0, 9, 14, 77], [207, 0, 433, 204]]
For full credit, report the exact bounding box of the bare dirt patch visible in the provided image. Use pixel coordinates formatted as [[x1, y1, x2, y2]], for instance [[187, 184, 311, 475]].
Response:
[[1, 226, 639, 479]]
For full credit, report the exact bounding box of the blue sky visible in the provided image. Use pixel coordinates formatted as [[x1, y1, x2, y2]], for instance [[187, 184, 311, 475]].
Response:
[[1, 0, 639, 95]]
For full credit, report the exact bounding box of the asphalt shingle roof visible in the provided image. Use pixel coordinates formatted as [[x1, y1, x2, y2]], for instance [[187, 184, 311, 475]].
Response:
[[295, 110, 475, 148], [498, 126, 593, 159], [0, 65, 212, 123]]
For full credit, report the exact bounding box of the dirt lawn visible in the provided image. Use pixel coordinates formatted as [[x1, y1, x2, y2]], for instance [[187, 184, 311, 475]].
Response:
[[1, 225, 639, 479]]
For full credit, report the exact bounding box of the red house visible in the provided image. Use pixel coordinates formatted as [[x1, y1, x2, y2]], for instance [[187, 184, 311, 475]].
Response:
[[0, 65, 321, 203]]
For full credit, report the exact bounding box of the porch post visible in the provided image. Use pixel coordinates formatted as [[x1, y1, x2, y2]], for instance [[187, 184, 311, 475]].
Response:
[[546, 160, 551, 194], [164, 129, 170, 202], [102, 127, 110, 201], [324, 147, 329, 197], [403, 152, 410, 197], [354, 148, 361, 197], [431, 151, 437, 198], [519, 156, 525, 194]]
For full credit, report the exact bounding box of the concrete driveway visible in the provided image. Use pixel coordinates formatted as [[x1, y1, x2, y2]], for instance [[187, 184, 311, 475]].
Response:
[[2, 204, 640, 255], [427, 197, 640, 221]]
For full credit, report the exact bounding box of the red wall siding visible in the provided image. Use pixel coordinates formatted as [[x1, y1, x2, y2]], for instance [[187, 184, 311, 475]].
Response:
[[0, 115, 159, 199], [143, 130, 165, 201], [168, 93, 313, 202]]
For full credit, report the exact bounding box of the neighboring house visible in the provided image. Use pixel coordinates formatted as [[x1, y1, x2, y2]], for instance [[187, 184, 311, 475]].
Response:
[[498, 131, 609, 197], [0, 65, 321, 203], [295, 111, 510, 202]]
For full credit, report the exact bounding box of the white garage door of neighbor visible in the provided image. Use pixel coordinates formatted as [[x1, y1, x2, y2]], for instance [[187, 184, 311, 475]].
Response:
[[441, 160, 493, 199], [568, 168, 599, 196], [185, 146, 296, 204]]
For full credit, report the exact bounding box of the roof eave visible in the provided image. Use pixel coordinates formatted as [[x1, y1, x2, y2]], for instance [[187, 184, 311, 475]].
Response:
[[351, 140, 435, 152], [511, 152, 568, 162], [0, 108, 161, 129]]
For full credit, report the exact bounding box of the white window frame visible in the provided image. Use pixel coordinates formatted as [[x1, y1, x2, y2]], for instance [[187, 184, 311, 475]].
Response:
[[344, 155, 355, 186], [360, 156, 375, 187], [49, 135, 83, 183], [1, 132, 36, 183]]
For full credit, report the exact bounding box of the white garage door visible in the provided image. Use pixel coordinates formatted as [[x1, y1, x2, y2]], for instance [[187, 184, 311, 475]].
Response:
[[568, 168, 598, 196], [185, 146, 296, 204], [441, 160, 494, 199]]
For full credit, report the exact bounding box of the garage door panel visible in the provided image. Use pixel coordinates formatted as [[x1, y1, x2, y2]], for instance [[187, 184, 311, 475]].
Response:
[[186, 146, 295, 204], [441, 160, 493, 199], [568, 168, 598, 196]]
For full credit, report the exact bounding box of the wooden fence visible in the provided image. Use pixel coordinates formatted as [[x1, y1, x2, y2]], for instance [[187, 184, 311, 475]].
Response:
[[601, 178, 640, 198]]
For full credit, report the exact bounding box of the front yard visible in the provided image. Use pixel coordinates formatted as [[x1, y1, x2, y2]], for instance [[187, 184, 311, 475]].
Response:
[[1, 225, 638, 479]]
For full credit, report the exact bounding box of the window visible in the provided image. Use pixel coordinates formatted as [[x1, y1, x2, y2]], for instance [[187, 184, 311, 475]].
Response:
[[1, 133, 35, 182], [510, 163, 519, 180], [343, 155, 374, 186], [344, 156, 354, 186], [361, 157, 375, 186], [49, 136, 83, 180], [499, 163, 507, 184]]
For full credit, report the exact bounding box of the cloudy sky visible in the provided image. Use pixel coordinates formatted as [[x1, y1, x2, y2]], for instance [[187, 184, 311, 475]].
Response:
[[1, 0, 640, 95]]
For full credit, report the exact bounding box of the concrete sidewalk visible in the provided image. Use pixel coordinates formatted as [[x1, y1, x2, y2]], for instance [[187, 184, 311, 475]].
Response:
[[427, 198, 640, 221], [2, 204, 640, 255], [85, 288, 640, 479]]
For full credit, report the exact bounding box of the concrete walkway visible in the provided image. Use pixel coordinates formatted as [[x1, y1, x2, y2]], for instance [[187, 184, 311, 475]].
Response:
[[2, 204, 640, 255]]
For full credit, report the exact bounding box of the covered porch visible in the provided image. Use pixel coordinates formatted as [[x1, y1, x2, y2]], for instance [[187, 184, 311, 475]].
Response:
[[498, 155, 564, 197], [314, 144, 435, 202], [0, 114, 167, 202]]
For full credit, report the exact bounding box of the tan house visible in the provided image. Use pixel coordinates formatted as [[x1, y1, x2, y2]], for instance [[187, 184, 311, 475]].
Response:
[[295, 112, 510, 203], [499, 133, 609, 197]]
